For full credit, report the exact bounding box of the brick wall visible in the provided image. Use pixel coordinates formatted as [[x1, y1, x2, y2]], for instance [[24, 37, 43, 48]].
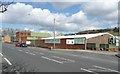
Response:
[[87, 34, 112, 48], [38, 39, 85, 49]]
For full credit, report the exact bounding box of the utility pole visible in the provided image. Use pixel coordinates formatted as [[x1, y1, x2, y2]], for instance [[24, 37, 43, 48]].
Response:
[[53, 18, 56, 49]]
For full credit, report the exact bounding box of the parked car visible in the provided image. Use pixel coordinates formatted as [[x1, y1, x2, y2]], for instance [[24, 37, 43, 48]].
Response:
[[15, 42, 21, 47], [115, 54, 120, 58], [20, 43, 27, 47]]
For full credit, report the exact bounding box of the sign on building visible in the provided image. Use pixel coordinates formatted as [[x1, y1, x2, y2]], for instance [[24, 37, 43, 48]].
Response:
[[66, 38, 85, 45], [45, 39, 60, 43], [66, 39, 74, 44]]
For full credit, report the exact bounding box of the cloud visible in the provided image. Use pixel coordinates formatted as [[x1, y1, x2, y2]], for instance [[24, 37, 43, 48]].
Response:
[[24, 27, 34, 31], [82, 1, 118, 22], [52, 2, 81, 9], [51, 0, 119, 9], [0, 1, 118, 33]]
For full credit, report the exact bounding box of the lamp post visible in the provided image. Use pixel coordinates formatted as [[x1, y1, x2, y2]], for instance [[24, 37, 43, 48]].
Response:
[[27, 13, 35, 47], [53, 18, 56, 49]]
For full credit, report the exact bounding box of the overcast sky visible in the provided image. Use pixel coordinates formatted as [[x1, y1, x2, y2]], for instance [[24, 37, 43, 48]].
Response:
[[0, 0, 119, 34]]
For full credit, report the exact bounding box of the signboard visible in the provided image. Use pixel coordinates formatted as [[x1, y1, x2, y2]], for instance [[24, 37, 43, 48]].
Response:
[[26, 41, 31, 45], [66, 39, 74, 44], [66, 38, 85, 45], [45, 39, 60, 43]]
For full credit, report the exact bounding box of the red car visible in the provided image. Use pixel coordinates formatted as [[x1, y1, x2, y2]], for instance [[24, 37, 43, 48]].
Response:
[[15, 43, 21, 47]]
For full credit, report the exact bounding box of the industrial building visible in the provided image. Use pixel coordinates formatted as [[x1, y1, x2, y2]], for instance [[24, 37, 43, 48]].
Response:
[[38, 32, 118, 51]]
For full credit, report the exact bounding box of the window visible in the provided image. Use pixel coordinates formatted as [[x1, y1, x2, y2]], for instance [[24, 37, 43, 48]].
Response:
[[74, 38, 85, 44], [21, 33, 23, 35], [28, 33, 30, 35], [45, 39, 60, 43]]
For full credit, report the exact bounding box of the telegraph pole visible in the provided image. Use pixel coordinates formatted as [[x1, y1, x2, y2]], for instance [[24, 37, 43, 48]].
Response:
[[53, 18, 56, 49]]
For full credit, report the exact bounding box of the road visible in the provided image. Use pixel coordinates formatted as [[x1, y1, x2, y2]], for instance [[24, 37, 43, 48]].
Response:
[[1, 43, 120, 73]]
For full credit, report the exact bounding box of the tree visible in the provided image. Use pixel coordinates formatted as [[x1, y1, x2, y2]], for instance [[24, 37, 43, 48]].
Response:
[[113, 27, 119, 32]]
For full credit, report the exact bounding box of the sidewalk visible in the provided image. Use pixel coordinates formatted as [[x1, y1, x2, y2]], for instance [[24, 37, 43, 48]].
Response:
[[28, 46, 118, 56], [78, 50, 118, 55], [53, 49, 118, 56]]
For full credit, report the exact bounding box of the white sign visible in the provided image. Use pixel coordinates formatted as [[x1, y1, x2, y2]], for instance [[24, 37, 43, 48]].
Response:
[[66, 39, 74, 44], [26, 41, 31, 45]]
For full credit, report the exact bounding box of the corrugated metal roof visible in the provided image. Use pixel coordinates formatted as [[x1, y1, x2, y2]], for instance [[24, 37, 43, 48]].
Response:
[[42, 32, 114, 40], [27, 37, 39, 40], [31, 32, 51, 37]]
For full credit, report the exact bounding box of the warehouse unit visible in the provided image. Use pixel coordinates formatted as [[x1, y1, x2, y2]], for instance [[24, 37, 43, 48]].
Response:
[[40, 32, 114, 50]]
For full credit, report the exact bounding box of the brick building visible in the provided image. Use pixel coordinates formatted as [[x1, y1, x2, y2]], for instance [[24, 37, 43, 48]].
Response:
[[38, 32, 117, 51], [16, 31, 31, 42], [16, 31, 51, 46]]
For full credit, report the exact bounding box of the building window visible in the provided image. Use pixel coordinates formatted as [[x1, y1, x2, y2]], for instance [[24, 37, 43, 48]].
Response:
[[74, 38, 85, 44], [28, 33, 30, 35], [45, 39, 60, 43], [21, 33, 23, 35]]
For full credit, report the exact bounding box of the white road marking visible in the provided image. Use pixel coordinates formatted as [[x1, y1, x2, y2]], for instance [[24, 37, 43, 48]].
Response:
[[81, 68, 98, 74], [53, 56, 75, 62], [93, 65, 120, 73], [18, 50, 22, 51], [33, 51, 44, 55], [33, 51, 38, 53], [25, 52, 35, 55], [29, 53, 35, 55], [41, 56, 63, 64], [4, 57, 12, 65], [39, 52, 44, 55], [25, 52, 29, 53], [0, 53, 3, 56], [89, 69, 108, 72]]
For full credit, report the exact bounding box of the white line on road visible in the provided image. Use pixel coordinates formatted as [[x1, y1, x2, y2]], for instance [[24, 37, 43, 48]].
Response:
[[18, 50, 22, 51], [25, 52, 35, 55], [33, 51, 44, 55], [25, 52, 29, 53], [89, 69, 108, 72], [4, 57, 12, 65], [0, 53, 3, 56], [41, 56, 63, 64], [81, 68, 98, 74], [93, 65, 120, 73], [39, 52, 44, 55], [29, 53, 35, 55], [53, 56, 75, 62]]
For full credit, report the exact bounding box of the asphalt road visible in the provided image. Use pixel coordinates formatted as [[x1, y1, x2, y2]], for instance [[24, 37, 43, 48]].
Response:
[[1, 43, 120, 73]]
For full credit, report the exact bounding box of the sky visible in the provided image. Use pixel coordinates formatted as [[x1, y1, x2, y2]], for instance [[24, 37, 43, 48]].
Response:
[[0, 0, 119, 34]]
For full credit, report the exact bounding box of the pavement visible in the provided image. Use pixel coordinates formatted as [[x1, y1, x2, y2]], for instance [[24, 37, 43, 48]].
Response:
[[55, 49, 118, 55], [28, 47, 118, 56], [1, 43, 120, 73]]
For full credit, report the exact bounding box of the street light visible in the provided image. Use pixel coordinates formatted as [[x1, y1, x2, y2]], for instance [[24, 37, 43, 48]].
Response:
[[27, 13, 35, 47], [53, 18, 56, 49]]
